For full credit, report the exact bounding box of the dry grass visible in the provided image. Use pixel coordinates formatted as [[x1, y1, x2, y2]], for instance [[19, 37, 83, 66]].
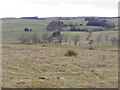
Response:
[[2, 44, 118, 88]]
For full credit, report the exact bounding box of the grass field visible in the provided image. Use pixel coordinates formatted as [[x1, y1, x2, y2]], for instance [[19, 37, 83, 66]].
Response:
[[2, 44, 118, 88], [2, 18, 118, 88], [2, 19, 118, 43]]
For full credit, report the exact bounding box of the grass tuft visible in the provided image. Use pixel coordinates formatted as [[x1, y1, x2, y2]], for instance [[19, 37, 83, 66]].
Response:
[[65, 50, 78, 56]]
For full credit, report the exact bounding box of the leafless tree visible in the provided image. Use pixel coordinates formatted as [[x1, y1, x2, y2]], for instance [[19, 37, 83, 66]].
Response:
[[19, 34, 31, 44], [86, 30, 94, 50], [110, 37, 118, 45], [72, 35, 80, 45], [96, 35, 102, 45], [31, 33, 39, 44], [104, 35, 109, 45]]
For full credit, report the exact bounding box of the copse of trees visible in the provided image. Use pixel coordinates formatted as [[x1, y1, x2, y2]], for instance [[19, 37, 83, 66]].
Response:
[[19, 31, 63, 44], [24, 27, 32, 32], [47, 21, 64, 31], [85, 17, 96, 21], [87, 21, 106, 27], [87, 20, 115, 29]]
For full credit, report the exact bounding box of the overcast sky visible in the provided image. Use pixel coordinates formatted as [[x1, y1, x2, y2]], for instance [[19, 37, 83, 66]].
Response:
[[0, 0, 119, 18]]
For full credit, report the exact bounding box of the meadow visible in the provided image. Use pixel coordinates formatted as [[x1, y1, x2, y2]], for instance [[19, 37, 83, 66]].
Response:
[[2, 18, 118, 88]]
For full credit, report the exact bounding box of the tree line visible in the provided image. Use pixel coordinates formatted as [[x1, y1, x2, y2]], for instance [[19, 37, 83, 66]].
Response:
[[19, 30, 118, 47], [46, 20, 116, 32]]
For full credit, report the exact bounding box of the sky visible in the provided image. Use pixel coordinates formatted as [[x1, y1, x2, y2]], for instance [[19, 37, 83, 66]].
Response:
[[0, 0, 119, 18]]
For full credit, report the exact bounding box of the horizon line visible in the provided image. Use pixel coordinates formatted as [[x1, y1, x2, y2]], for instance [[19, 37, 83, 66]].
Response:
[[1, 16, 119, 18]]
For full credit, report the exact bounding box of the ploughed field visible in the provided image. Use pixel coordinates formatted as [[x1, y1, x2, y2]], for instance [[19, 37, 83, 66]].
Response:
[[2, 44, 118, 88]]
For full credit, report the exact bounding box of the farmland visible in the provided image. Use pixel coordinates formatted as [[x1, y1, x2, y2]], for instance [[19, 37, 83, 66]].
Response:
[[2, 18, 118, 88]]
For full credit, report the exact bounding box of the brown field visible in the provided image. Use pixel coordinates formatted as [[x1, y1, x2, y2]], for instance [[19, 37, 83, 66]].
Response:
[[2, 44, 118, 88]]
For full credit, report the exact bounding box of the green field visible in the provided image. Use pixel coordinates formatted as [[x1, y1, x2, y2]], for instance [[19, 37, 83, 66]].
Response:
[[2, 18, 118, 44]]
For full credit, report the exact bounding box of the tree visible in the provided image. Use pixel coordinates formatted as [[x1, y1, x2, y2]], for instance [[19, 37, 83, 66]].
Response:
[[30, 28, 32, 31], [42, 34, 49, 43], [86, 30, 94, 50], [87, 20, 115, 29], [72, 35, 80, 45], [31, 33, 39, 44], [69, 22, 74, 26], [104, 35, 109, 45], [110, 37, 118, 45], [80, 24, 83, 26], [105, 22, 115, 29], [75, 22, 78, 26], [24, 27, 32, 32], [19, 34, 31, 44], [47, 21, 64, 31], [52, 31, 61, 37], [85, 17, 95, 21], [62, 35, 68, 44], [47, 35, 53, 43], [57, 36, 63, 45], [24, 27, 29, 32], [96, 35, 102, 45], [86, 30, 92, 40], [76, 27, 81, 31], [70, 26, 76, 31]]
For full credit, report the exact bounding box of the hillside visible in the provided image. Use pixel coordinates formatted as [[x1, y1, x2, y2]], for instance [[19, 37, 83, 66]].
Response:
[[2, 17, 118, 43], [2, 17, 118, 88]]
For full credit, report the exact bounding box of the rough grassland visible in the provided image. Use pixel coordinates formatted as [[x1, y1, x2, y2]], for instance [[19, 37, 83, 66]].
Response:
[[2, 19, 118, 43], [2, 44, 118, 88]]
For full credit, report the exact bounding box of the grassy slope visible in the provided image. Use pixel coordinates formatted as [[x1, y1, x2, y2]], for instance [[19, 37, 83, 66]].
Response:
[[2, 44, 118, 88], [2, 18, 118, 43]]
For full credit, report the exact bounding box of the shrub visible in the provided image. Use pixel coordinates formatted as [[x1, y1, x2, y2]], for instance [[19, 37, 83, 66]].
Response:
[[65, 50, 78, 56], [42, 44, 47, 47]]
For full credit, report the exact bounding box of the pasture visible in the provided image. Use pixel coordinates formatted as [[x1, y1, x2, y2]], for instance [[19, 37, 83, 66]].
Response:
[[2, 44, 118, 88], [2, 18, 118, 88], [2, 19, 118, 44]]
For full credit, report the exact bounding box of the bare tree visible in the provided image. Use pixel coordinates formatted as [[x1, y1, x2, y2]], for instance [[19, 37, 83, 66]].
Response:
[[42, 34, 49, 43], [62, 35, 68, 44], [104, 35, 109, 45], [31, 33, 39, 44], [72, 35, 80, 45], [110, 37, 118, 45], [96, 35, 102, 45], [19, 34, 31, 44], [86, 30, 94, 50], [47, 35, 53, 43]]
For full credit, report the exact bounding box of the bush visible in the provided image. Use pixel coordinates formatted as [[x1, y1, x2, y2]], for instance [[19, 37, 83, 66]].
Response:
[[65, 50, 78, 56], [19, 34, 31, 44]]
